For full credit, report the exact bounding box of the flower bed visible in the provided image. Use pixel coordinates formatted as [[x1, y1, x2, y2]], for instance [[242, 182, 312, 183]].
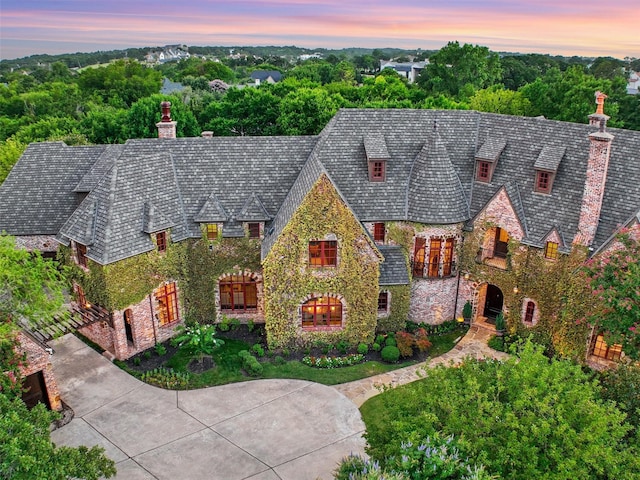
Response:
[[302, 353, 365, 368]]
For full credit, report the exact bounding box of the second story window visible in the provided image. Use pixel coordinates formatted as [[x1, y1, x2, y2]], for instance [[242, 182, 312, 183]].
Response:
[[378, 291, 389, 312], [156, 231, 167, 253], [476, 161, 490, 182], [76, 242, 88, 268], [206, 224, 219, 241], [373, 223, 385, 242], [248, 223, 261, 239], [309, 240, 337, 267], [536, 171, 551, 193], [544, 241, 559, 260]]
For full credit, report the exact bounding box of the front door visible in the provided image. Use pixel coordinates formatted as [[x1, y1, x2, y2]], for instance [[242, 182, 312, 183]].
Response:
[[483, 284, 504, 319]]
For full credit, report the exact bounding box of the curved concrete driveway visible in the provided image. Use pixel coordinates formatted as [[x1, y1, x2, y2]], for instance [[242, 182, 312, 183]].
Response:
[[49, 334, 366, 480]]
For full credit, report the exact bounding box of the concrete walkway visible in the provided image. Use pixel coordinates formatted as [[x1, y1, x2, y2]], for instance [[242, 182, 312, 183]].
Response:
[[49, 334, 366, 480], [49, 325, 507, 479], [333, 325, 510, 406]]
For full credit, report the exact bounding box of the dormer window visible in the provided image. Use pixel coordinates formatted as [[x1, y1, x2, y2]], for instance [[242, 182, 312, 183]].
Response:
[[75, 242, 88, 268], [370, 161, 385, 181], [536, 171, 550, 192], [248, 223, 261, 239], [156, 231, 167, 253], [533, 146, 564, 195], [206, 224, 219, 241], [373, 223, 386, 242], [477, 161, 491, 182], [544, 241, 559, 260]]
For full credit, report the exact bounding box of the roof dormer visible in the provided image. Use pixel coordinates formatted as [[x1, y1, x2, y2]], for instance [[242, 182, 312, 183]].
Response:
[[364, 134, 390, 182], [475, 137, 506, 183], [533, 146, 564, 194]]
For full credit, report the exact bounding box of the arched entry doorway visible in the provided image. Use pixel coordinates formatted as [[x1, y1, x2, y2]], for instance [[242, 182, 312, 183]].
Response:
[[483, 284, 504, 320]]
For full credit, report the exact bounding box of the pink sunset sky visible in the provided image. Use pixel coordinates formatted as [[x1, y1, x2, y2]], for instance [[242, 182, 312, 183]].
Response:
[[1, 0, 637, 60]]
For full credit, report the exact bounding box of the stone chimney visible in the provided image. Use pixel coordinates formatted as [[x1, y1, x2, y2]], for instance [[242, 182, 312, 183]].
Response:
[[201, 131, 213, 138], [573, 92, 615, 247], [156, 101, 177, 139]]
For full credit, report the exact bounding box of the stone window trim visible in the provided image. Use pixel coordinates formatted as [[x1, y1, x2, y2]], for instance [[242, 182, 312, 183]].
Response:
[[308, 239, 338, 267], [219, 273, 259, 312], [216, 271, 263, 315], [521, 298, 539, 326], [299, 293, 346, 331]]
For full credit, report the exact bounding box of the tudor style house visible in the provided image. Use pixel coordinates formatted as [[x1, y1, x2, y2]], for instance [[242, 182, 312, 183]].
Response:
[[1, 96, 639, 364]]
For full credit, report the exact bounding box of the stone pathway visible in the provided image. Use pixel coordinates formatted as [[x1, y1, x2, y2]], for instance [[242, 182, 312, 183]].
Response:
[[333, 324, 510, 406]]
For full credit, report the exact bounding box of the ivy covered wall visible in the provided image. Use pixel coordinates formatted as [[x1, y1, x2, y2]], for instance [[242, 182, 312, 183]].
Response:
[[378, 284, 410, 332], [459, 221, 593, 361], [263, 174, 381, 349]]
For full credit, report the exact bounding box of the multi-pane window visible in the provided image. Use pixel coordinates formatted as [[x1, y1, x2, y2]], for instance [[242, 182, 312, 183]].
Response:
[[206, 224, 219, 241], [592, 334, 622, 361], [219, 275, 258, 312], [413, 237, 426, 278], [248, 223, 260, 239], [544, 241, 559, 260], [428, 238, 442, 278], [301, 297, 342, 328], [156, 231, 167, 253], [371, 161, 385, 181], [494, 227, 509, 258], [373, 223, 385, 242], [309, 240, 337, 267], [421, 237, 456, 278], [477, 161, 490, 182], [155, 282, 179, 326], [378, 291, 389, 312], [536, 171, 551, 193], [524, 301, 535, 323], [76, 242, 88, 268], [443, 238, 455, 276]]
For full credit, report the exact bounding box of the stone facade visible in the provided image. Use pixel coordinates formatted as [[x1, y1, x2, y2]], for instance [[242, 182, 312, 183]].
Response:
[[17, 332, 62, 411], [409, 276, 459, 324]]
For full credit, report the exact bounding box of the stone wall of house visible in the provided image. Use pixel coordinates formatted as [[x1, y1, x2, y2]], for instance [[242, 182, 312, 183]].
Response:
[[17, 332, 62, 411], [409, 276, 459, 324], [476, 188, 525, 241], [77, 320, 116, 355]]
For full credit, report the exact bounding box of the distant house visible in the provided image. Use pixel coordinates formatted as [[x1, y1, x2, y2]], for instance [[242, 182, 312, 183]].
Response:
[[299, 53, 322, 61], [380, 60, 428, 83], [627, 71, 639, 95], [160, 78, 185, 95], [250, 70, 282, 86]]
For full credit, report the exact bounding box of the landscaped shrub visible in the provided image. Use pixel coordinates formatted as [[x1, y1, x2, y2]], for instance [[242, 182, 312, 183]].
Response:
[[302, 354, 365, 369], [154, 343, 167, 356], [385, 336, 397, 347], [244, 356, 263, 376], [143, 351, 151, 360], [413, 328, 432, 353], [357, 343, 369, 355], [140, 367, 190, 389], [381, 345, 400, 363], [173, 322, 225, 362], [252, 343, 265, 357], [273, 355, 285, 365], [395, 331, 415, 358], [247, 319, 255, 332], [372, 342, 381, 352], [336, 339, 350, 354], [375, 334, 386, 345], [487, 335, 505, 352]]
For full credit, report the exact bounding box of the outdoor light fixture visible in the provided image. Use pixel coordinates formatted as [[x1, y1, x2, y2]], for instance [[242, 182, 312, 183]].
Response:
[[513, 286, 519, 294]]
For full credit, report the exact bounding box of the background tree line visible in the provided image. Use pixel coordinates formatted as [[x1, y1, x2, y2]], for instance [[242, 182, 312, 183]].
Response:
[[1, 42, 638, 183]]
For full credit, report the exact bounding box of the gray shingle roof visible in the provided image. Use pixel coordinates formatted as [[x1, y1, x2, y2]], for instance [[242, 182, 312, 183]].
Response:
[[378, 245, 409, 285], [194, 193, 229, 222], [238, 193, 273, 221], [475, 137, 506, 162], [364, 134, 390, 160], [74, 145, 124, 192], [534, 145, 565, 172]]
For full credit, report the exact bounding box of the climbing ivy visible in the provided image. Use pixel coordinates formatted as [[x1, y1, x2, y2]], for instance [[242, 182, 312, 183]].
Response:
[[459, 221, 593, 361], [263, 175, 380, 349], [377, 284, 411, 332]]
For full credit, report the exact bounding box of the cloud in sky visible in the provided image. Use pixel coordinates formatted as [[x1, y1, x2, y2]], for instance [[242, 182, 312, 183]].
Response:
[[1, 0, 637, 60]]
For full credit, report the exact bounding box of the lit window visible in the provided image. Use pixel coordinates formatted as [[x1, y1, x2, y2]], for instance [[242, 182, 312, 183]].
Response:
[[75, 242, 88, 268], [219, 274, 258, 312], [156, 232, 167, 253], [428, 238, 442, 278], [592, 334, 622, 361], [155, 282, 179, 326], [248, 223, 260, 239], [373, 223, 385, 242], [544, 241, 559, 260], [477, 161, 490, 182], [301, 297, 342, 328], [524, 301, 535, 323], [378, 292, 389, 312], [536, 171, 551, 193], [206, 224, 219, 241], [309, 240, 337, 267]]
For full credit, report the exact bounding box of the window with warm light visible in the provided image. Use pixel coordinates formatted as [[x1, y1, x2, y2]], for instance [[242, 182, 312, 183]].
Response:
[[155, 282, 179, 326], [544, 241, 559, 260], [592, 333, 622, 361], [309, 240, 337, 267], [219, 275, 258, 312], [206, 224, 219, 241], [301, 297, 342, 328], [373, 223, 385, 242], [156, 231, 167, 253]]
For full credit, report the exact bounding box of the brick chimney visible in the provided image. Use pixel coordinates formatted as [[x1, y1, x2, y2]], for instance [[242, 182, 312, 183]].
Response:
[[573, 92, 615, 247], [156, 101, 177, 139]]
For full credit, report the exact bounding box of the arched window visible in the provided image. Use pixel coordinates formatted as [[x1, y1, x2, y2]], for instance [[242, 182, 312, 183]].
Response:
[[219, 275, 258, 312], [301, 297, 342, 328], [524, 301, 535, 323]]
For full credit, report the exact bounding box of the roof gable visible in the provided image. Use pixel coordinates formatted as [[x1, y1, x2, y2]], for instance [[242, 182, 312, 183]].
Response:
[[194, 193, 229, 222]]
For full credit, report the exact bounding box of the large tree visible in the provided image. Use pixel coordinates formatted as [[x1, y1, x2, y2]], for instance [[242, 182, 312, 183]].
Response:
[[418, 42, 501, 99], [362, 341, 639, 479]]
